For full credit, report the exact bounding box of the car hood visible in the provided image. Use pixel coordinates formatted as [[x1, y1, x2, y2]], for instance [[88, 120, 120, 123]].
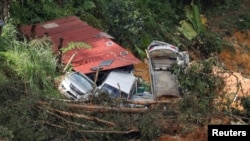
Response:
[[66, 75, 93, 94]]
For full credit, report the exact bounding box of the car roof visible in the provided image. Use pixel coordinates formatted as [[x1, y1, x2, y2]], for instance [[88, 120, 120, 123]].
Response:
[[67, 71, 94, 90], [100, 70, 137, 94]]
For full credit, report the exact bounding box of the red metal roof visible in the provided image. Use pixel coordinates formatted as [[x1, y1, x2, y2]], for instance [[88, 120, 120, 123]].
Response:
[[20, 16, 141, 74]]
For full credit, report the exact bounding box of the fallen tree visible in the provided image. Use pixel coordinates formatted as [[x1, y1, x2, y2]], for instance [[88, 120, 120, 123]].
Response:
[[48, 107, 117, 127], [47, 97, 182, 106], [66, 104, 148, 113]]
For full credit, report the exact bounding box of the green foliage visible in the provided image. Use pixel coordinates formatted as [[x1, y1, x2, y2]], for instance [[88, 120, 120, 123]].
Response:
[[28, 36, 53, 48], [188, 31, 225, 58], [234, 13, 250, 31], [88, 92, 119, 107], [195, 0, 242, 12], [82, 1, 96, 10], [103, 0, 144, 42], [61, 41, 92, 53], [84, 94, 162, 140], [9, 1, 67, 24], [79, 12, 103, 29], [0, 126, 14, 141], [172, 59, 224, 123], [135, 110, 161, 140], [0, 93, 54, 141], [241, 96, 250, 117], [200, 33, 224, 55], [178, 20, 198, 41], [2, 45, 57, 93], [196, 33, 226, 57], [1, 23, 18, 40], [217, 11, 250, 33], [97, 0, 185, 59], [1, 23, 57, 94], [177, 4, 205, 41], [0, 71, 7, 83], [134, 44, 146, 60], [8, 0, 186, 59], [186, 5, 205, 34]]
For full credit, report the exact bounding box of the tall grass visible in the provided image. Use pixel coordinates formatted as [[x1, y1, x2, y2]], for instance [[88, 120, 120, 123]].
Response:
[[1, 23, 57, 94]]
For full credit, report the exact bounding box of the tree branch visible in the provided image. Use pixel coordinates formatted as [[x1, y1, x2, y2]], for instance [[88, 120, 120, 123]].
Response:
[[49, 108, 117, 127], [47, 110, 87, 128]]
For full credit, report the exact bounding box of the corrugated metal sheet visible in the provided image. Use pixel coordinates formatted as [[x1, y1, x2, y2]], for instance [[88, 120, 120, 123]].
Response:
[[20, 15, 141, 74]]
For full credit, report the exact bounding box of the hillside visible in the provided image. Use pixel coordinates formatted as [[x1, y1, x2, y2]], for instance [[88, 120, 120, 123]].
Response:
[[133, 1, 250, 140], [1, 1, 250, 141]]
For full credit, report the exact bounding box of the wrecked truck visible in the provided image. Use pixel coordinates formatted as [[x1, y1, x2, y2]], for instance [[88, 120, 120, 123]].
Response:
[[147, 40, 189, 100]]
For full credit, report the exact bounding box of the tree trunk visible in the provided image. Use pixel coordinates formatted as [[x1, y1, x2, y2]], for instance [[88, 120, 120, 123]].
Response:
[[49, 108, 117, 127], [0, 0, 10, 20], [66, 103, 148, 113]]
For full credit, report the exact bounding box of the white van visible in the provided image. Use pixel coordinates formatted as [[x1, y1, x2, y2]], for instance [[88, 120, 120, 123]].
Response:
[[98, 70, 137, 99]]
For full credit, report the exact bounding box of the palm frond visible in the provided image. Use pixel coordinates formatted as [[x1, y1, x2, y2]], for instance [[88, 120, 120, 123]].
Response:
[[134, 45, 146, 59], [61, 42, 91, 53], [28, 36, 53, 48]]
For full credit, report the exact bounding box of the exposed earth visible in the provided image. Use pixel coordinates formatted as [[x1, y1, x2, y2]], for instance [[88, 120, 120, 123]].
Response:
[[133, 1, 250, 140]]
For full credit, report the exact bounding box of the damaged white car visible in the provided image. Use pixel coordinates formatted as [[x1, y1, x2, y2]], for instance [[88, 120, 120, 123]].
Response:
[[58, 71, 95, 101], [147, 40, 189, 99]]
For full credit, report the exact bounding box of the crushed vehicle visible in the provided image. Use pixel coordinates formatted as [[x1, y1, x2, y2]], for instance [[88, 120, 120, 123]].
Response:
[[147, 40, 189, 100], [58, 71, 96, 101], [97, 69, 154, 100], [58, 69, 154, 106], [97, 69, 154, 107], [97, 69, 137, 99]]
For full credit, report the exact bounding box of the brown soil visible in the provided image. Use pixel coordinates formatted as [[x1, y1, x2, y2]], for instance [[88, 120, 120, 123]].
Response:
[[219, 31, 250, 75], [133, 60, 151, 84]]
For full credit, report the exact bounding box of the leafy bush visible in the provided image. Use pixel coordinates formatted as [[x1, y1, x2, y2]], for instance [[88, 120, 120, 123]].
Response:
[[241, 96, 250, 117], [0, 126, 13, 141], [9, 1, 66, 24], [134, 109, 161, 140], [172, 59, 224, 124], [199, 0, 242, 12], [234, 13, 250, 30]]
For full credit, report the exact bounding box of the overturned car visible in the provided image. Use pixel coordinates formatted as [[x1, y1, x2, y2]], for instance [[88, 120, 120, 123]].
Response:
[[147, 40, 189, 100]]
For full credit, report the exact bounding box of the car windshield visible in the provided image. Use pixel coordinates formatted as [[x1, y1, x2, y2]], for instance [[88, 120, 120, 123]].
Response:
[[100, 83, 129, 99], [100, 84, 120, 98], [71, 72, 93, 90]]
